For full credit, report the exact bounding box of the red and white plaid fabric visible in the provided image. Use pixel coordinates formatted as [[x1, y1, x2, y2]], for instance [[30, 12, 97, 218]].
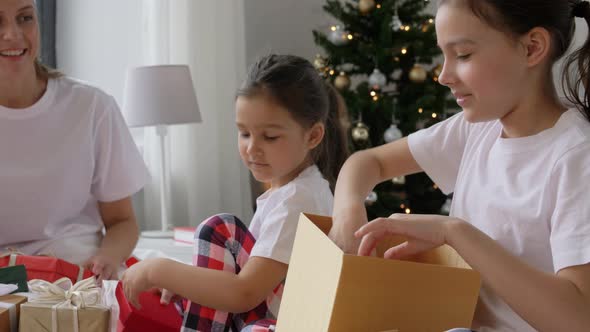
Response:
[[181, 214, 279, 332]]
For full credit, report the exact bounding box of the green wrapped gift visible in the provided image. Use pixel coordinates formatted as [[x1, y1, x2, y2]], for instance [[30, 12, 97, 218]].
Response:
[[0, 265, 28, 293]]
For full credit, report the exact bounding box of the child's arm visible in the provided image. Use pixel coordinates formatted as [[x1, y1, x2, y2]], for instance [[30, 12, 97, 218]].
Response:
[[122, 256, 288, 313], [330, 137, 422, 253], [356, 214, 590, 331], [86, 197, 139, 281], [447, 220, 590, 331]]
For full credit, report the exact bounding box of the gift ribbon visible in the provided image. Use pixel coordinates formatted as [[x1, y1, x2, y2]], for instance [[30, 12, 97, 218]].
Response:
[[28, 276, 104, 332], [0, 300, 17, 332]]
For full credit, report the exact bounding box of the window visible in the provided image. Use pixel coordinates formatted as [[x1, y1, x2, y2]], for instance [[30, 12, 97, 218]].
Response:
[[37, 0, 56, 68]]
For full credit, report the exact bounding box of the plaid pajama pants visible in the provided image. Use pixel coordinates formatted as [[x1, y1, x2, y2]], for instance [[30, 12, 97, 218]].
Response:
[[181, 213, 278, 332]]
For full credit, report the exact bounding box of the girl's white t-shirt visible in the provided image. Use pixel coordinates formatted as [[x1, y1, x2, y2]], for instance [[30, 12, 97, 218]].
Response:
[[408, 109, 590, 331], [248, 164, 333, 317], [0, 77, 149, 264]]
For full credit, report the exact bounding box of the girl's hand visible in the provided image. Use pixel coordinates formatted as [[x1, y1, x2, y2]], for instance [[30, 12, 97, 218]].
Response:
[[159, 288, 182, 305], [329, 203, 369, 254], [355, 214, 458, 259], [84, 251, 121, 283], [121, 258, 161, 308]]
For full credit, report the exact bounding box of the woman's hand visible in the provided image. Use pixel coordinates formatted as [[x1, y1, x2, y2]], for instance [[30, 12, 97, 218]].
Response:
[[121, 258, 163, 308], [84, 251, 121, 283], [355, 213, 459, 259]]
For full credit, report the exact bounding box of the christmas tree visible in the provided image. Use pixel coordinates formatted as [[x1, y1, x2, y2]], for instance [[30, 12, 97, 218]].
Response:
[[313, 0, 452, 219]]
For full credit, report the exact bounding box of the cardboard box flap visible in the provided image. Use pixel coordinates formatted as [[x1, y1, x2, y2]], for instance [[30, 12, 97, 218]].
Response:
[[279, 213, 343, 332]]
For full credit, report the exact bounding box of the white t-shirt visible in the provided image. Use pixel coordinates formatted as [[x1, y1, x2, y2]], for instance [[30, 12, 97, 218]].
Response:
[[249, 164, 333, 317], [0, 77, 149, 264], [408, 109, 590, 332]]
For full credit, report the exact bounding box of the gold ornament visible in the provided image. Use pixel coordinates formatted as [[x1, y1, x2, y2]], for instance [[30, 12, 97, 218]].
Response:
[[351, 122, 370, 142], [314, 54, 329, 77], [359, 0, 376, 14], [334, 72, 351, 91], [314, 55, 326, 69], [409, 64, 428, 83], [433, 64, 443, 78]]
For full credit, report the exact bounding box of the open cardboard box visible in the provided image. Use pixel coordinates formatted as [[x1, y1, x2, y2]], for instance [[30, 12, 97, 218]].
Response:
[[276, 213, 481, 332]]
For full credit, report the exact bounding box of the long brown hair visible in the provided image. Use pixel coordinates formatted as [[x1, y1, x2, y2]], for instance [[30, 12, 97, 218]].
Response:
[[34, 59, 62, 80]]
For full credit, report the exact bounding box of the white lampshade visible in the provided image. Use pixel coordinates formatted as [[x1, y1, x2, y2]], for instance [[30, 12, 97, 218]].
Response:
[[123, 64, 201, 127]]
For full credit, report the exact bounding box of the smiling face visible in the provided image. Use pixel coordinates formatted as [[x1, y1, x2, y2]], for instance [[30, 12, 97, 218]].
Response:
[[0, 0, 39, 81], [236, 94, 323, 189], [435, 3, 530, 123]]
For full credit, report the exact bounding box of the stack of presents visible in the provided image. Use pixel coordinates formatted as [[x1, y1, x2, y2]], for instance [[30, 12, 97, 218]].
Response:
[[0, 253, 182, 332], [1, 214, 482, 332]]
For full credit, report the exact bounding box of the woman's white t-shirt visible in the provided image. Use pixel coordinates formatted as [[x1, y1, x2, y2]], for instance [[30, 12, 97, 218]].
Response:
[[248, 164, 333, 317], [0, 77, 149, 264], [408, 110, 590, 331]]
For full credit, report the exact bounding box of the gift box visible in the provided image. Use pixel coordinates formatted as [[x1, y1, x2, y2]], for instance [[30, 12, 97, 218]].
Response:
[[276, 213, 481, 332], [20, 303, 110, 332], [0, 253, 93, 283], [0, 265, 28, 293], [19, 277, 111, 332], [0, 294, 27, 332], [116, 282, 183, 332]]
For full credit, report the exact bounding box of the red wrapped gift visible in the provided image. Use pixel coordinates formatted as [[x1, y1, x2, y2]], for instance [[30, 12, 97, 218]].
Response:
[[0, 253, 93, 284], [116, 281, 183, 332], [124, 256, 140, 268]]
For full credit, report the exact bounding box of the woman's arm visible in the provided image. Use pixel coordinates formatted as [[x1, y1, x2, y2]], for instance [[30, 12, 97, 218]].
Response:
[[330, 137, 422, 253], [123, 256, 288, 313], [356, 214, 590, 331], [87, 197, 139, 280]]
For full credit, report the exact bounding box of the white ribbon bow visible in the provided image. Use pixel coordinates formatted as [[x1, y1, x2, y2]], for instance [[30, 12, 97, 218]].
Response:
[[28, 276, 103, 332]]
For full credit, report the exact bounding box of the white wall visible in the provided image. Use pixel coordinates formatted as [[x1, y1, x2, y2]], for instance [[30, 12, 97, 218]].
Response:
[[243, 0, 330, 66], [56, 0, 252, 229], [56, 0, 144, 105]]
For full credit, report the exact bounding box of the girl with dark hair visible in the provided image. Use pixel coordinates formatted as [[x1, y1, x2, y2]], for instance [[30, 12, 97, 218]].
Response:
[[330, 1, 590, 331], [122, 54, 349, 331]]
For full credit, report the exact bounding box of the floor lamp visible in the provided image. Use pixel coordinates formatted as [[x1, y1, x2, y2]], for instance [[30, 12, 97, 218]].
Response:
[[123, 64, 201, 238]]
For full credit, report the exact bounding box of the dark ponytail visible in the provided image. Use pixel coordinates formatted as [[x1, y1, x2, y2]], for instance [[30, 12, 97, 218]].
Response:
[[563, 0, 590, 121], [313, 83, 349, 190], [237, 54, 349, 190], [439, 0, 590, 121]]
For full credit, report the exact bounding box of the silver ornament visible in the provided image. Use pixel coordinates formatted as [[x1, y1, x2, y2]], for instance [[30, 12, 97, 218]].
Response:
[[384, 124, 402, 143], [368, 68, 387, 89], [441, 198, 452, 215], [391, 14, 403, 31], [365, 191, 378, 206], [392, 176, 406, 185], [328, 26, 348, 46]]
